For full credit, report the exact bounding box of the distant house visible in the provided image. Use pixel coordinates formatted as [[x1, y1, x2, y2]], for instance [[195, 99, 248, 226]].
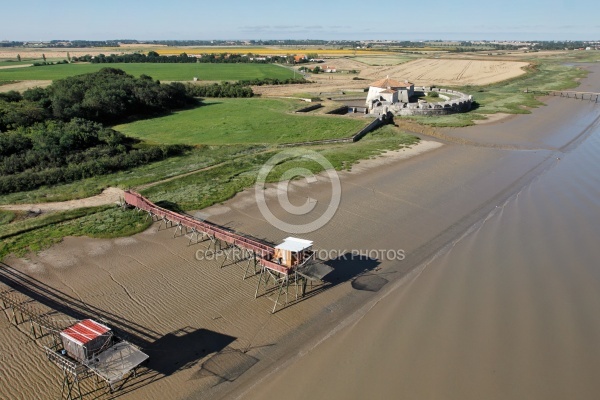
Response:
[[294, 54, 307, 63], [323, 65, 337, 73], [366, 77, 415, 110]]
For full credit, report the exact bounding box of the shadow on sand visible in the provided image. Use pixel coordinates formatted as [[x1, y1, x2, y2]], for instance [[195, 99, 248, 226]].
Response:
[[0, 245, 389, 397], [269, 253, 385, 310], [0, 262, 255, 398]]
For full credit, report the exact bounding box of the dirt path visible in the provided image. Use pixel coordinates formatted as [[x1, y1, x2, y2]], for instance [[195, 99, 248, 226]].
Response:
[[0, 64, 33, 70], [0, 80, 52, 92], [0, 157, 241, 213], [0, 187, 124, 212]]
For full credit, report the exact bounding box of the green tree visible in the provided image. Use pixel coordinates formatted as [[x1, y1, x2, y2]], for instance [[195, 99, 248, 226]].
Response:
[[16, 54, 21, 62], [0, 99, 48, 130]]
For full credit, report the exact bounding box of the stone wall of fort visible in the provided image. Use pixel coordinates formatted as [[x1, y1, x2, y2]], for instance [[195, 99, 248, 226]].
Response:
[[371, 87, 473, 116]]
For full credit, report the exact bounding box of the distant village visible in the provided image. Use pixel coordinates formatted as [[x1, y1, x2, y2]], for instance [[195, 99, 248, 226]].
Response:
[[2, 39, 599, 51]]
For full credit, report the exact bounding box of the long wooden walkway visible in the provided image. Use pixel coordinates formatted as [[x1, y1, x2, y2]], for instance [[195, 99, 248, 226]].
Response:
[[123, 191, 326, 313], [547, 90, 600, 101]]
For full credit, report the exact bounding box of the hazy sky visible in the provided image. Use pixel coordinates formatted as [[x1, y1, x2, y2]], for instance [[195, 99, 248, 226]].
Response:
[[2, 0, 599, 41]]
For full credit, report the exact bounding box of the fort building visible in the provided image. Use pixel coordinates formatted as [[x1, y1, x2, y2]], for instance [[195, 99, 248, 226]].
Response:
[[365, 76, 472, 117], [366, 77, 414, 107]]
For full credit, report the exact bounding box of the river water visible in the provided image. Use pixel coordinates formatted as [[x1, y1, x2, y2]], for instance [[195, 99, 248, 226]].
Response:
[[240, 72, 600, 399], [357, 114, 600, 399]]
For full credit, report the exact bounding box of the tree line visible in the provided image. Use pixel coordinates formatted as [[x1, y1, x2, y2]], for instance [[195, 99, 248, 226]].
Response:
[[0, 68, 195, 194], [238, 77, 308, 86], [0, 118, 189, 194], [184, 78, 309, 98], [72, 51, 294, 64], [185, 82, 253, 98]]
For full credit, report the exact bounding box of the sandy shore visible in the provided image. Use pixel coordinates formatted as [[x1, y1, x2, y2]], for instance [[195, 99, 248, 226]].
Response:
[[1, 66, 598, 400]]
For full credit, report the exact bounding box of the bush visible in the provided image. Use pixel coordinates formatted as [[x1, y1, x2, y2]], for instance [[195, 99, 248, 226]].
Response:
[[185, 82, 253, 98], [0, 118, 192, 194], [48, 68, 197, 123]]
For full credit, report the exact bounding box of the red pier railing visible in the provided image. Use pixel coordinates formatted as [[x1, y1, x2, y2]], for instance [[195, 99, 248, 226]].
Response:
[[123, 190, 290, 275]]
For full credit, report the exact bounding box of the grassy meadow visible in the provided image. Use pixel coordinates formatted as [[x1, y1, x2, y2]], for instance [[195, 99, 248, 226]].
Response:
[[114, 98, 367, 145], [141, 124, 419, 210], [0, 62, 295, 82]]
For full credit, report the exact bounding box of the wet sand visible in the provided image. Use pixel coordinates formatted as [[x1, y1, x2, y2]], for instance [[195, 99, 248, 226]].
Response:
[[1, 65, 599, 400]]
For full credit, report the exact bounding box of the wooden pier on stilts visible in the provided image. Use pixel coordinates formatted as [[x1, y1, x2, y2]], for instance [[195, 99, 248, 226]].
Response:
[[0, 189, 334, 398], [548, 90, 600, 102], [123, 190, 332, 313]]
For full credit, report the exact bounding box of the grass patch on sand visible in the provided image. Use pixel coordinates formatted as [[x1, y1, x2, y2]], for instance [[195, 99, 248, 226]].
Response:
[[0, 210, 15, 226], [410, 60, 588, 127], [0, 206, 151, 260], [0, 63, 295, 82], [114, 98, 367, 145]]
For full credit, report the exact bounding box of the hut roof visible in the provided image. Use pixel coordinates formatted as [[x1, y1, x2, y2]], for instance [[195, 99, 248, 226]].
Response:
[[60, 319, 110, 345], [370, 77, 413, 89]]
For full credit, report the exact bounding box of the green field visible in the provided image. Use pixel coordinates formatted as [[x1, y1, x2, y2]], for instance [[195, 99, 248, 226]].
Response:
[[0, 63, 296, 81], [114, 98, 367, 145], [0, 60, 36, 67]]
